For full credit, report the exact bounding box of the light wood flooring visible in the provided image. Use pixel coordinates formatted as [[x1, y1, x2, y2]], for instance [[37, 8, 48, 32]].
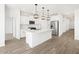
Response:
[[1, 29, 79, 54]]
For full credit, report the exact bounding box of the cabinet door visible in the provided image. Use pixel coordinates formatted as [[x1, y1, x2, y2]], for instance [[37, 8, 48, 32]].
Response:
[[20, 30, 26, 37], [40, 20, 48, 30]]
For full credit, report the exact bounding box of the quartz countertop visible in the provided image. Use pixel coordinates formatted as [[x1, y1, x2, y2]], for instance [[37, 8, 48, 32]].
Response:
[[26, 29, 54, 34]]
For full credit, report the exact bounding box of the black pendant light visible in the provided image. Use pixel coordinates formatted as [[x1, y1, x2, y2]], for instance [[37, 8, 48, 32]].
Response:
[[33, 4, 39, 19], [47, 9, 50, 21], [41, 7, 45, 20]]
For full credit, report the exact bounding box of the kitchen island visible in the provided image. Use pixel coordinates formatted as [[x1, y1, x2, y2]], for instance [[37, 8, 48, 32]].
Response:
[[26, 29, 53, 48]]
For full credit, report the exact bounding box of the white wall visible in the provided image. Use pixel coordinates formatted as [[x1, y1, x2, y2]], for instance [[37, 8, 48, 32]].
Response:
[[12, 8, 20, 39], [0, 4, 5, 47], [15, 9, 20, 39], [75, 9, 79, 40], [69, 19, 74, 29], [5, 6, 20, 39], [5, 6, 13, 34], [5, 18, 13, 33], [6, 4, 79, 16]]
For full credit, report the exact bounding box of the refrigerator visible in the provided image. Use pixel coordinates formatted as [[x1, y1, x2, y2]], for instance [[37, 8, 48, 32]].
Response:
[[50, 21, 59, 36]]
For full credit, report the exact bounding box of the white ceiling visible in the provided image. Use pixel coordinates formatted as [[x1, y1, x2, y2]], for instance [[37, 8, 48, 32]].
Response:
[[6, 4, 79, 19]]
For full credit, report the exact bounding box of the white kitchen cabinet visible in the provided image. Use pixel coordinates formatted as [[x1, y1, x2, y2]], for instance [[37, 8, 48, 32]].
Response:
[[20, 29, 26, 37], [39, 20, 49, 30], [26, 29, 52, 48], [20, 16, 31, 24]]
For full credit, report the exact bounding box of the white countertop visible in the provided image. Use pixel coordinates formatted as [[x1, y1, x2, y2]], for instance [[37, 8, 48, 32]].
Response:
[[26, 29, 54, 34]]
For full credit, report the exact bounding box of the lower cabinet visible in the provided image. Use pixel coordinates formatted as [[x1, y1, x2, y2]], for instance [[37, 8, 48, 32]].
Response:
[[20, 29, 26, 38]]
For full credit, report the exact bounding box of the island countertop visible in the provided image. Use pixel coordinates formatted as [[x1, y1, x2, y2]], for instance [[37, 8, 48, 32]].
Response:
[[25, 29, 54, 33], [25, 29, 53, 48]]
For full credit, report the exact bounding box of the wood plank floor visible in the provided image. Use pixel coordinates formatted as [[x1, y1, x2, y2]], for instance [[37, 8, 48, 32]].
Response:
[[1, 29, 79, 54]]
